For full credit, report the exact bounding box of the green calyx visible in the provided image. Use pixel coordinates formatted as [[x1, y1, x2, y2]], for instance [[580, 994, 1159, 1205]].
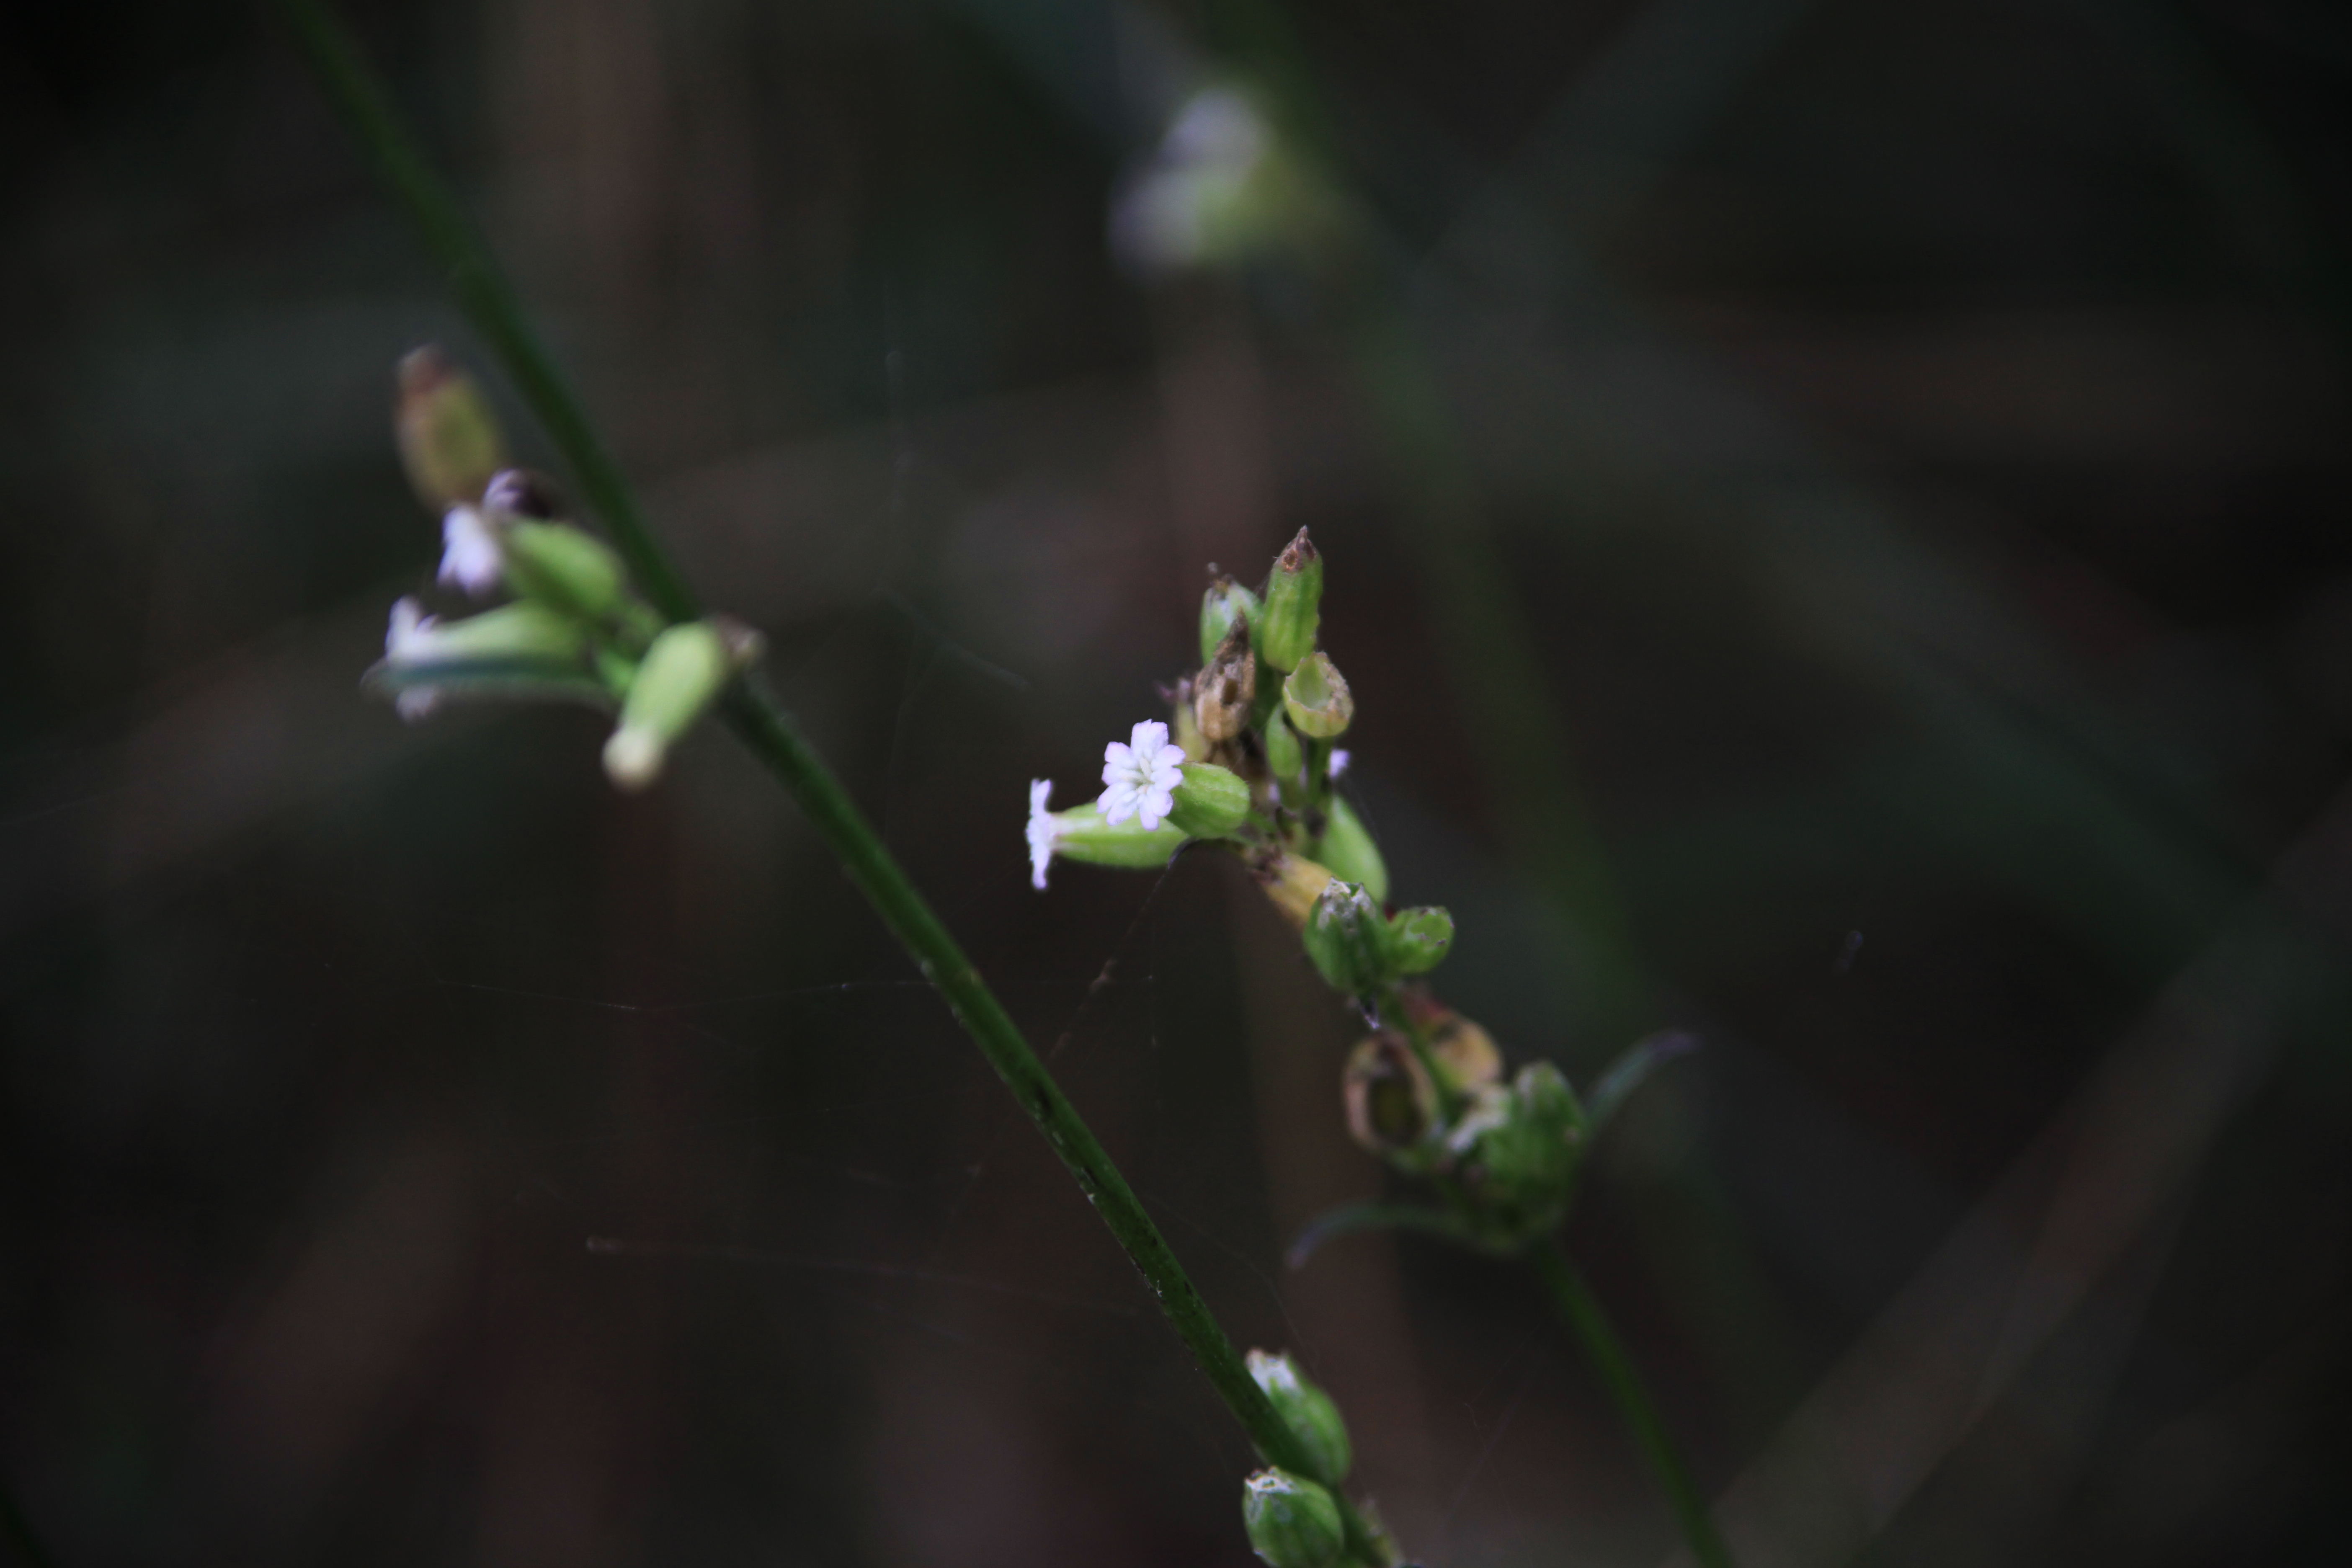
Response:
[[1042, 803, 1189, 870], [1387, 906, 1453, 974], [500, 519, 631, 625], [1283, 652, 1353, 739], [1241, 1468, 1344, 1568], [1310, 796, 1386, 902], [604, 619, 738, 791], [1246, 1350, 1353, 1486], [1302, 879, 1389, 997], [1258, 528, 1323, 673], [395, 345, 505, 510], [1168, 761, 1251, 839]]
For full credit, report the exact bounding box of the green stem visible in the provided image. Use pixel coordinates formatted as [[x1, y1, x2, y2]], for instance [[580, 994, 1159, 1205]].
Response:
[[275, 3, 1387, 1562], [1528, 1238, 1736, 1568]]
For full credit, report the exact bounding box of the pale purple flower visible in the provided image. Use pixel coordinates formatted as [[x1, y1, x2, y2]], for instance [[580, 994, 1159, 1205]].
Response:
[[1026, 779, 1059, 890], [1328, 748, 1351, 779], [438, 504, 503, 597], [1099, 720, 1186, 831], [383, 596, 444, 721]]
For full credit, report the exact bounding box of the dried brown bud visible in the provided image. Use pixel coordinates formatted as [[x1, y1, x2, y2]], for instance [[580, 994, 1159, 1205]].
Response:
[[1194, 620, 1258, 743]]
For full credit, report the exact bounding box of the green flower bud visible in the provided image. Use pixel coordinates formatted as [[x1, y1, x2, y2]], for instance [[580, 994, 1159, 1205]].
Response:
[[1258, 529, 1323, 673], [1241, 1469, 1343, 1568], [366, 596, 601, 719], [1201, 576, 1262, 665], [604, 620, 736, 791], [1247, 1350, 1352, 1485], [1302, 879, 1391, 998], [1310, 796, 1386, 902], [1262, 711, 1304, 784], [1447, 1061, 1585, 1249], [1195, 622, 1259, 745], [1282, 652, 1353, 739], [500, 520, 631, 624], [1167, 761, 1251, 838], [1388, 906, 1453, 974], [395, 346, 505, 509]]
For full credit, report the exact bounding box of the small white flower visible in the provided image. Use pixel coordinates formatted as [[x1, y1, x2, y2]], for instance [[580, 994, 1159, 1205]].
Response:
[[384, 596, 444, 721], [1099, 720, 1186, 831], [1328, 749, 1351, 779], [438, 503, 503, 597], [1026, 778, 1059, 890]]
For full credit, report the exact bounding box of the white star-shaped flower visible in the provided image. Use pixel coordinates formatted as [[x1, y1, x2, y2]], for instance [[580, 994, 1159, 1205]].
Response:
[[1026, 779, 1060, 890], [383, 596, 445, 721], [1099, 720, 1186, 831], [438, 503, 503, 597]]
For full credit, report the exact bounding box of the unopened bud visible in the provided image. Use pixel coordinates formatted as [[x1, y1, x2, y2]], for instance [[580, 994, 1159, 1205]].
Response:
[[1282, 652, 1353, 739], [1251, 851, 1334, 928], [366, 596, 600, 720], [1168, 761, 1251, 838], [1447, 1061, 1584, 1247], [1195, 622, 1258, 744], [500, 521, 630, 624], [1263, 711, 1303, 783], [1247, 1350, 1352, 1485], [603, 620, 736, 791], [1310, 795, 1385, 901], [1201, 576, 1262, 665], [1258, 529, 1322, 673], [1302, 879, 1390, 997], [1241, 1469, 1343, 1568], [1388, 906, 1453, 974], [395, 346, 505, 509]]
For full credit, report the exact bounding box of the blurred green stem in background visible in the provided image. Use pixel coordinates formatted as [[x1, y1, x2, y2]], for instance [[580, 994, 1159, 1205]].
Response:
[[1530, 1238, 1735, 1568], [272, 3, 1390, 1560]]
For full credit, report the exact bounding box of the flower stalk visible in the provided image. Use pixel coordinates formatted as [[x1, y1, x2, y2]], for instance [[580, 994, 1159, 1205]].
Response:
[[275, 2, 1392, 1561]]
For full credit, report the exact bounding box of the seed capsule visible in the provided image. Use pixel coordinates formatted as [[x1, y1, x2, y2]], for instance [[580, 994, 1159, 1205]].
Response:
[[1241, 1468, 1343, 1568], [1258, 529, 1323, 673]]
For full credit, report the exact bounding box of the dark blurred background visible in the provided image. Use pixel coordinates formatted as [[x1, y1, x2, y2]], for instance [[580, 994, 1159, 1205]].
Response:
[[4, 1, 2350, 1565]]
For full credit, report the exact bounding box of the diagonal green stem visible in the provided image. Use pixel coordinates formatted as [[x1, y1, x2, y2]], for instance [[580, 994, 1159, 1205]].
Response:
[[1529, 1238, 1736, 1568], [273, 3, 1387, 1561]]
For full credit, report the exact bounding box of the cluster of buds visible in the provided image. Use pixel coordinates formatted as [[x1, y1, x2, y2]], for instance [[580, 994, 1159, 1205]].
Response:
[[367, 348, 759, 790], [1025, 529, 1659, 1557], [1239, 1351, 1393, 1568]]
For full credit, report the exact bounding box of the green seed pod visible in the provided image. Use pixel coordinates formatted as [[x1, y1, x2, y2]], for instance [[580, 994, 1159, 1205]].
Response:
[[1247, 1350, 1352, 1485], [1282, 652, 1354, 739], [1201, 576, 1263, 665], [1301, 879, 1390, 998], [395, 346, 505, 509], [1310, 796, 1386, 902], [1168, 761, 1251, 839], [1387, 906, 1453, 974], [1447, 1061, 1585, 1249], [1258, 529, 1323, 673], [500, 520, 630, 624], [1241, 1468, 1344, 1568], [1263, 710, 1303, 784], [604, 620, 735, 791]]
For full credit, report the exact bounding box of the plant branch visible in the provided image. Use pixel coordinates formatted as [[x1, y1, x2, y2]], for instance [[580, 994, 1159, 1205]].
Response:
[[1529, 1238, 1736, 1568], [274, 2, 1387, 1560]]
